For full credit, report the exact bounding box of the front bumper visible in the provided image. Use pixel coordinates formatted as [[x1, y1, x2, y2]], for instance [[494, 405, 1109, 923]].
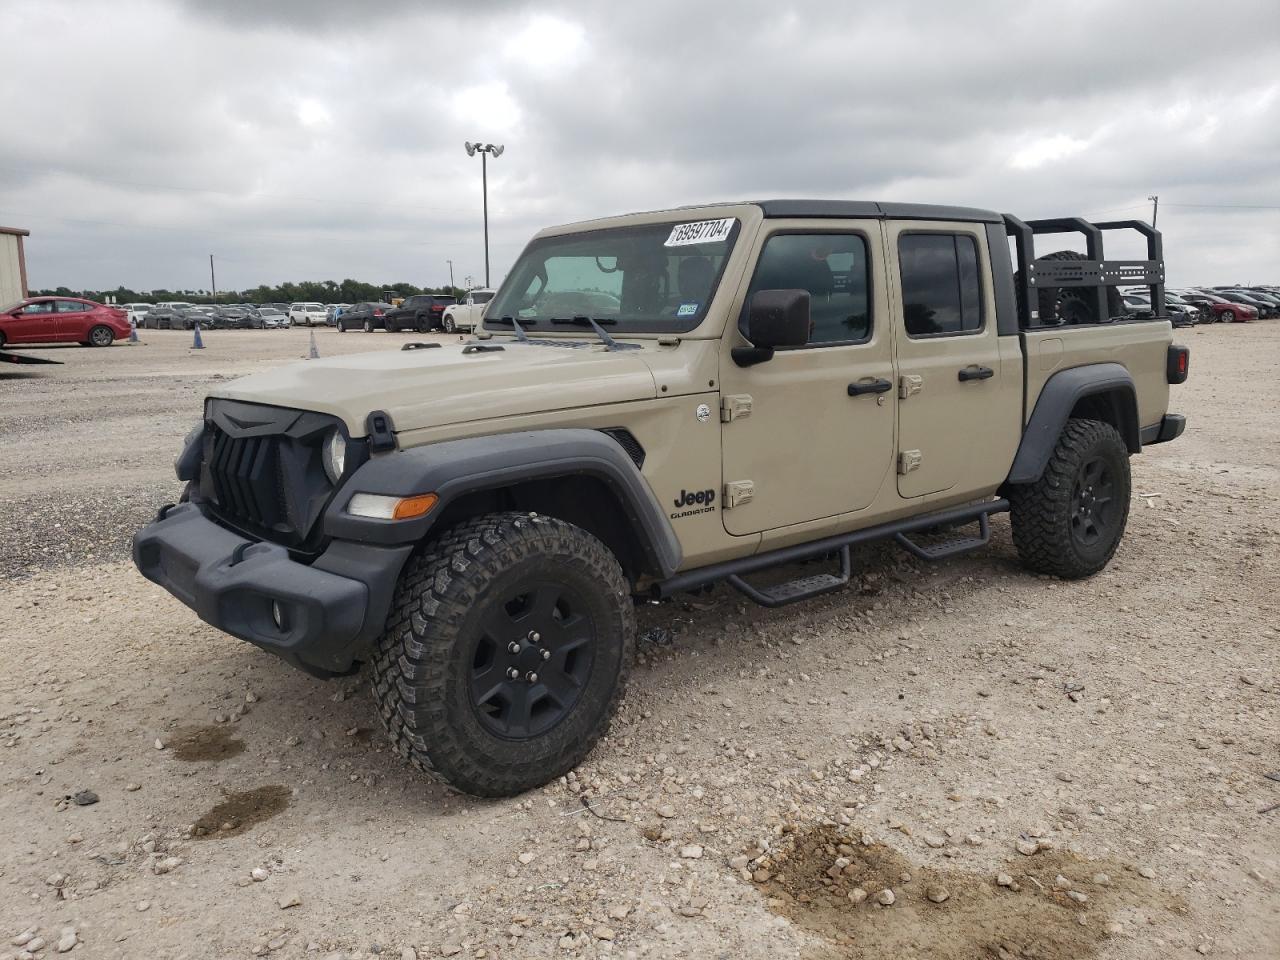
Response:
[[132, 503, 411, 676]]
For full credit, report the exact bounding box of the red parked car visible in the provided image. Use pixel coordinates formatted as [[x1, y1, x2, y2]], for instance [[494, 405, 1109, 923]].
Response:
[[0, 296, 131, 348]]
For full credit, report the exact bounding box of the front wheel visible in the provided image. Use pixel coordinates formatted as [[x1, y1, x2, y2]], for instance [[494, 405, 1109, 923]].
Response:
[[1010, 418, 1131, 579], [336, 319, 346, 333], [371, 512, 635, 797]]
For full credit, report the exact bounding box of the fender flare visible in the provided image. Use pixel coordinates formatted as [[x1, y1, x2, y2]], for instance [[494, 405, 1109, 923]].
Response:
[[323, 429, 683, 579], [1006, 363, 1140, 485]]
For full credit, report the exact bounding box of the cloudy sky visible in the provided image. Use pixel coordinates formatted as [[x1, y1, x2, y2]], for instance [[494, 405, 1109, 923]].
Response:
[[2, 0, 1277, 293]]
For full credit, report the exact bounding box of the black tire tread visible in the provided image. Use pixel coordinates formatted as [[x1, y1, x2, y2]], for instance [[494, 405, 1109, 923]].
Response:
[[370, 512, 634, 796], [1009, 418, 1131, 579]]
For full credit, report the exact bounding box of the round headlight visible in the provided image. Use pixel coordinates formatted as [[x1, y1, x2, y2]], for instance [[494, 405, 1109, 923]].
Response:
[[323, 429, 347, 484]]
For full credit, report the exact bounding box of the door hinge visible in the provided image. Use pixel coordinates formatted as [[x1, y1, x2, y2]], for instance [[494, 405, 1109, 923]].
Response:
[[723, 480, 754, 509], [899, 375, 923, 399], [720, 394, 753, 422], [897, 450, 923, 475]]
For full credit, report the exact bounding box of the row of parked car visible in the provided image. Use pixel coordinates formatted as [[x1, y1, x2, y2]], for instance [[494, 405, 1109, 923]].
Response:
[[329, 290, 496, 334], [1121, 285, 1280, 326], [122, 293, 499, 335]]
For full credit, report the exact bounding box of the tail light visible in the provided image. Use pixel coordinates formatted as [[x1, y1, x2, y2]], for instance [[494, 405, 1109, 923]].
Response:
[[374, 309, 383, 316], [1167, 345, 1190, 384]]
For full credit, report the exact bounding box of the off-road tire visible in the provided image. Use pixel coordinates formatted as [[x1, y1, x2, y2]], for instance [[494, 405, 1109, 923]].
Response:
[[1010, 418, 1131, 579], [371, 512, 635, 796]]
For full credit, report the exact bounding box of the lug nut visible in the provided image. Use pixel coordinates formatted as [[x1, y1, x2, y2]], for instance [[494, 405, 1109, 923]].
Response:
[[527, 631, 541, 643], [525, 671, 538, 684], [507, 642, 522, 654], [540, 649, 552, 661], [506, 668, 520, 680]]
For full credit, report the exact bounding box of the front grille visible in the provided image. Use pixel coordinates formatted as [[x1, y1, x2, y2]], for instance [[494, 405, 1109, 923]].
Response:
[[207, 429, 285, 532], [199, 400, 363, 551]]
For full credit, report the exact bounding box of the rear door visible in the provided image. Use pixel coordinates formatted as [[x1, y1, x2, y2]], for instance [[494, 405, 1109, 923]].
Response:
[[57, 299, 92, 341], [718, 220, 896, 535], [886, 222, 1019, 499]]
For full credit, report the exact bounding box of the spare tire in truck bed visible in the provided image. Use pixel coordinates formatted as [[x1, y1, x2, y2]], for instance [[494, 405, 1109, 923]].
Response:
[[1017, 249, 1126, 326]]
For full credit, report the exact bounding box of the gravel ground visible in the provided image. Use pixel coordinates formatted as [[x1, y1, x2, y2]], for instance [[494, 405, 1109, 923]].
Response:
[[0, 325, 1277, 959]]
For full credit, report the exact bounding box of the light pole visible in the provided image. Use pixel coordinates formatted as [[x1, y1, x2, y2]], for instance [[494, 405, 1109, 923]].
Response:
[[447, 259, 455, 295], [1148, 195, 1159, 229], [464, 141, 504, 287]]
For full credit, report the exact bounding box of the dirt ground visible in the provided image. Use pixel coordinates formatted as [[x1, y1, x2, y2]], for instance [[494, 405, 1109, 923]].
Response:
[[1, 325, 1277, 960]]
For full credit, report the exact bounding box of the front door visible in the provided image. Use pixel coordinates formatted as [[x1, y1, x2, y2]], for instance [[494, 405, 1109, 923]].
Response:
[[7, 300, 60, 343], [719, 222, 896, 536], [886, 222, 1012, 499]]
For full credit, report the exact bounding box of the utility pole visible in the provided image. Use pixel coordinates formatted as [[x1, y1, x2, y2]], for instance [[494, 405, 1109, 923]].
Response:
[[1148, 195, 1159, 229], [447, 259, 455, 294], [209, 255, 217, 305]]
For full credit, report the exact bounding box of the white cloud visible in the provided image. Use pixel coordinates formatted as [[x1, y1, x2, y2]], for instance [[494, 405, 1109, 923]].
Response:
[[1009, 134, 1091, 171]]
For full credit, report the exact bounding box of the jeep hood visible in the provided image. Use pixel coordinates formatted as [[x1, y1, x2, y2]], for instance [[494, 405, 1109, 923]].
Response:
[[208, 340, 659, 435]]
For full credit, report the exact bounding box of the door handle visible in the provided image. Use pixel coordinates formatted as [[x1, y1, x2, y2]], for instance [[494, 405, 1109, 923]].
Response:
[[848, 378, 893, 397], [958, 365, 995, 382]]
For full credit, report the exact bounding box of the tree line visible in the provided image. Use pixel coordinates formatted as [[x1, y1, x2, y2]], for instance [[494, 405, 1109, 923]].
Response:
[[31, 279, 462, 305]]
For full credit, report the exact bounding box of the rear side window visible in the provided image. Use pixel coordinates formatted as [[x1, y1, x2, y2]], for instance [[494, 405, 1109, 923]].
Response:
[[899, 233, 984, 337], [56, 300, 88, 313], [745, 232, 872, 345]]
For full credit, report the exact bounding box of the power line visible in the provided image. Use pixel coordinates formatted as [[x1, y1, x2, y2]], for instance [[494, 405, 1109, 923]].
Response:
[[1160, 202, 1280, 211]]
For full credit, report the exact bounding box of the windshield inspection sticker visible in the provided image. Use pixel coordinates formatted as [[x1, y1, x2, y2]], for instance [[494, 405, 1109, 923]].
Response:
[[676, 302, 699, 317], [665, 218, 735, 247]]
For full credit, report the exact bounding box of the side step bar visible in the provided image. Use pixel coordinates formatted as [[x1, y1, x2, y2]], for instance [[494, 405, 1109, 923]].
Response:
[[726, 547, 851, 609], [652, 498, 1009, 604], [895, 513, 991, 561]]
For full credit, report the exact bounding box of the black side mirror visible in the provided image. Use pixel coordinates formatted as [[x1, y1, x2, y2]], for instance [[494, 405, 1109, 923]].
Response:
[[732, 289, 810, 367]]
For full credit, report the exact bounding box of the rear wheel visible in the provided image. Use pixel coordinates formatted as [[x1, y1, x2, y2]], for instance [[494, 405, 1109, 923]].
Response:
[[1010, 418, 1131, 579], [363, 319, 374, 333], [0, 330, 6, 348], [444, 314, 456, 333], [371, 512, 635, 797], [88, 325, 114, 347]]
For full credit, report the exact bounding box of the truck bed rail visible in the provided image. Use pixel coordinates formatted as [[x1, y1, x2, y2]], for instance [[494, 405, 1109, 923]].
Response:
[[1003, 214, 1165, 328]]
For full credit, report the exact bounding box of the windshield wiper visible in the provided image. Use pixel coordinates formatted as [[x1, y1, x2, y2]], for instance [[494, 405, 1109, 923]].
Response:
[[550, 316, 620, 350], [491, 315, 533, 341]]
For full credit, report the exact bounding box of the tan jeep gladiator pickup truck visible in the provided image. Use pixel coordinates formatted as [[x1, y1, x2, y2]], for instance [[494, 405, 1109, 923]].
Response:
[[134, 200, 1189, 796]]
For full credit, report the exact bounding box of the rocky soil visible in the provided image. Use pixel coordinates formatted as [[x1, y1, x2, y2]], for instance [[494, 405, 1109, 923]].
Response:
[[0, 325, 1277, 959]]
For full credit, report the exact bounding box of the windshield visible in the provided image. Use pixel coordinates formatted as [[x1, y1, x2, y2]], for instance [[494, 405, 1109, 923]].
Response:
[[485, 217, 740, 334]]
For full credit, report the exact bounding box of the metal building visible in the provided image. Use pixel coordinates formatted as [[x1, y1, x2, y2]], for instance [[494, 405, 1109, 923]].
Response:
[[0, 225, 30, 306]]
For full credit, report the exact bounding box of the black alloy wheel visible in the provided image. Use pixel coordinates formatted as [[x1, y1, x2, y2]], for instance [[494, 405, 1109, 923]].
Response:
[[468, 582, 595, 740], [1069, 456, 1116, 549]]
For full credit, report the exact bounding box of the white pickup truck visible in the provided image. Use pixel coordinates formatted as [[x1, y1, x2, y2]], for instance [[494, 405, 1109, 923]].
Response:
[[440, 288, 495, 333]]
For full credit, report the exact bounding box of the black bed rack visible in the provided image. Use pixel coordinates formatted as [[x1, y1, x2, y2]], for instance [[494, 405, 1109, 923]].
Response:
[[1003, 214, 1165, 327]]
